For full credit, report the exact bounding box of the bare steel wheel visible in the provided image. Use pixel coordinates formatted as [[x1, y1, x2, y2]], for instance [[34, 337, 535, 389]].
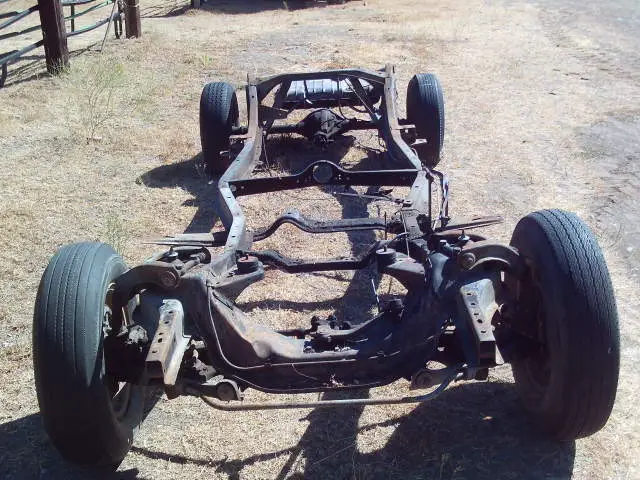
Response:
[[102, 291, 137, 423]]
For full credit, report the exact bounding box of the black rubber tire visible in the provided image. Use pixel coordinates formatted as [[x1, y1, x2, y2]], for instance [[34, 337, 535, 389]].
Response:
[[406, 73, 445, 168], [199, 82, 239, 176], [33, 242, 144, 468], [509, 209, 620, 440]]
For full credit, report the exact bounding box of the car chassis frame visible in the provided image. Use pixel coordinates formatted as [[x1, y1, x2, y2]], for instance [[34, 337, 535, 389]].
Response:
[[107, 65, 528, 410]]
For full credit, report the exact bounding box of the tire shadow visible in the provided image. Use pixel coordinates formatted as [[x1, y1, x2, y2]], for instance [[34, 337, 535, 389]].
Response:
[[290, 381, 575, 480], [136, 155, 220, 233], [126, 382, 575, 480], [134, 135, 575, 479], [0, 387, 574, 479], [0, 413, 142, 479], [11, 134, 575, 479], [260, 138, 575, 479]]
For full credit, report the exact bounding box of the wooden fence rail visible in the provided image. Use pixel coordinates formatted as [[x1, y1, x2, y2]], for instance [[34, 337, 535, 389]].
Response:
[[0, 0, 141, 87]]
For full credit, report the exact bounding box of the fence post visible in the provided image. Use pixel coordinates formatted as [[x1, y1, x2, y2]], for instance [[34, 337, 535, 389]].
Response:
[[37, 0, 69, 74], [124, 0, 141, 38]]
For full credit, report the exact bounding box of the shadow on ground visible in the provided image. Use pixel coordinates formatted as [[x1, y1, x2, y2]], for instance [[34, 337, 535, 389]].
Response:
[[135, 136, 575, 479], [0, 382, 576, 479], [1, 43, 101, 90], [128, 382, 575, 480], [290, 381, 575, 480], [136, 134, 369, 234], [137, 154, 220, 233], [0, 413, 142, 479], [142, 0, 351, 18], [4, 137, 574, 479]]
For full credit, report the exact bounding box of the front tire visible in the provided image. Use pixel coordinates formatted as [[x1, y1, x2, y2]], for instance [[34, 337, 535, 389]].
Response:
[[33, 242, 144, 468], [509, 210, 619, 440]]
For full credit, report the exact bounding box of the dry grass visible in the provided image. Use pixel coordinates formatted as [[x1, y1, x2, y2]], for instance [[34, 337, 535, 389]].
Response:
[[1, 0, 639, 478]]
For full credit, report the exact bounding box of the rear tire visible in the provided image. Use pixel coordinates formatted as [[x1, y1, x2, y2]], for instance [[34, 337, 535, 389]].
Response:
[[406, 73, 445, 168], [200, 82, 239, 176], [33, 242, 144, 468], [509, 210, 619, 440]]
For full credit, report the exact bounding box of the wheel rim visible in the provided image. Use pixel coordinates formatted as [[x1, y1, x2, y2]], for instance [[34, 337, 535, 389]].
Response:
[[103, 283, 132, 421], [516, 274, 552, 400], [110, 382, 132, 421]]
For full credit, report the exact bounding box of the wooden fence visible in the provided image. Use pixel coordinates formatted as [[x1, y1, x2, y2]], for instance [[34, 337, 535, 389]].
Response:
[[0, 0, 141, 87]]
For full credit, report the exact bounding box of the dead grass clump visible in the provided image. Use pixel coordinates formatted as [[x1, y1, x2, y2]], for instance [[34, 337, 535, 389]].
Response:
[[103, 213, 129, 256], [66, 59, 126, 142]]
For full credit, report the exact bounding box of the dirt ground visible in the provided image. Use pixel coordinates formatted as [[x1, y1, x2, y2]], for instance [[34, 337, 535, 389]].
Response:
[[1, 0, 639, 479]]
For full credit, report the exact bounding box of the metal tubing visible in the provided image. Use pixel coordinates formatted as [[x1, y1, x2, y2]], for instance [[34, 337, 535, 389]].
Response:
[[100, 0, 117, 50], [0, 1, 116, 57], [66, 13, 113, 37], [346, 76, 380, 121], [0, 11, 27, 21], [64, 0, 113, 23], [255, 68, 387, 101], [62, 0, 101, 5], [194, 370, 461, 411], [0, 5, 39, 31], [0, 24, 41, 41], [253, 210, 386, 241], [0, 55, 7, 87], [240, 243, 382, 273], [0, 39, 44, 66]]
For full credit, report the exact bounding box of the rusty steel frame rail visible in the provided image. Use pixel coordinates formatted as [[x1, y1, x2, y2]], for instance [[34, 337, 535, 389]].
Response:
[[212, 64, 432, 276], [119, 65, 522, 400]]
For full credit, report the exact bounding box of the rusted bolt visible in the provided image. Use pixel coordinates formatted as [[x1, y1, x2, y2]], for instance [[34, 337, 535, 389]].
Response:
[[459, 252, 476, 270]]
